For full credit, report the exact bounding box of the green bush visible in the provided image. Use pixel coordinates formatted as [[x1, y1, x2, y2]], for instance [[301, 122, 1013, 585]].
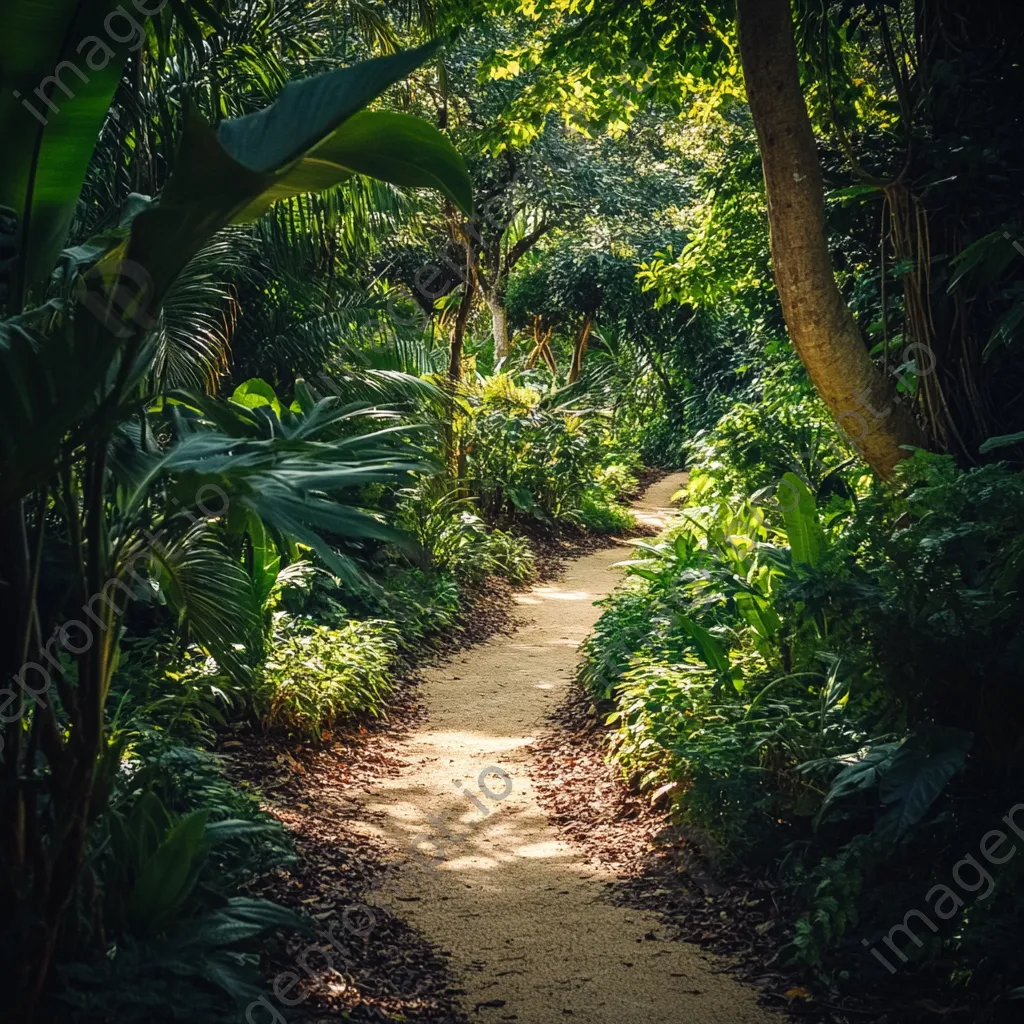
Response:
[[577, 490, 636, 533], [108, 637, 247, 747], [255, 614, 399, 738], [581, 413, 1024, 994], [596, 460, 641, 500], [582, 498, 853, 860], [396, 480, 493, 581], [461, 380, 613, 526], [395, 479, 537, 584], [377, 567, 463, 645], [50, 733, 300, 1023], [685, 364, 862, 505], [484, 528, 537, 584], [814, 451, 1024, 765]]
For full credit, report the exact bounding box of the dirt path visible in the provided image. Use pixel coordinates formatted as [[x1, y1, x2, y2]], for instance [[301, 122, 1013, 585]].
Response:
[[355, 474, 774, 1023]]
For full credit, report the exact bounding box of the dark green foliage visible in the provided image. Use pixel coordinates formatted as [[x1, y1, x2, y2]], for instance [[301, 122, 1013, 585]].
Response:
[[460, 377, 636, 530], [255, 615, 399, 737], [53, 898, 309, 1023], [0, 12, 477, 1018], [581, 386, 1024, 998], [684, 361, 861, 504], [44, 734, 300, 1022], [6, 0, 1024, 1017]]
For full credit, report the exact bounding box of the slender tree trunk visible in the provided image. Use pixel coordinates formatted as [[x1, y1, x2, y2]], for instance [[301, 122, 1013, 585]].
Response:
[[486, 288, 511, 362], [446, 267, 476, 477], [526, 317, 557, 372], [448, 268, 476, 383], [568, 314, 593, 384], [736, 0, 925, 478]]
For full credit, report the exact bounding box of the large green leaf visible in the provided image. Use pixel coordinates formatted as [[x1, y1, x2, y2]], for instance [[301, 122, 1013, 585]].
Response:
[[129, 808, 211, 932], [230, 377, 282, 415], [874, 726, 973, 844], [123, 42, 473, 310], [979, 431, 1024, 454], [155, 525, 264, 678], [123, 393, 433, 588], [0, 314, 121, 506], [814, 741, 901, 827], [675, 613, 731, 676], [235, 110, 474, 221], [778, 471, 823, 569], [0, 0, 135, 305]]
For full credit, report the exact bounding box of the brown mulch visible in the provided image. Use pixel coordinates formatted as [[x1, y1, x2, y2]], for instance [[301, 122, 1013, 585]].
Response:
[[228, 683, 468, 1023], [225, 575, 528, 1023], [224, 487, 1008, 1024], [216, 496, 673, 1022], [528, 679, 1023, 1024]]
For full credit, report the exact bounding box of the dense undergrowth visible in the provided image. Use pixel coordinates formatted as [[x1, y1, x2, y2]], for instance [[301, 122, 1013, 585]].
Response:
[[582, 366, 1024, 1012], [4, 0, 1024, 1020], [42, 368, 639, 1020]]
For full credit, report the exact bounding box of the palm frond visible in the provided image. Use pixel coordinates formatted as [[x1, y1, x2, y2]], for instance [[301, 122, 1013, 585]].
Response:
[[154, 524, 264, 675], [153, 231, 255, 393]]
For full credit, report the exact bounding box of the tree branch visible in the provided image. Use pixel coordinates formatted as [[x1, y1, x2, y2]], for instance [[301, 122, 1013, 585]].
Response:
[[507, 220, 555, 270]]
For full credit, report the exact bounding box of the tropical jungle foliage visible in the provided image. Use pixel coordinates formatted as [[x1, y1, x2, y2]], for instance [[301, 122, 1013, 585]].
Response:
[[1, 0, 1023, 1021]]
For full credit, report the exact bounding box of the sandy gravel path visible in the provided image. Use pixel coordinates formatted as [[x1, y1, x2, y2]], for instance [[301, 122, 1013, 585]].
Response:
[[355, 473, 774, 1023]]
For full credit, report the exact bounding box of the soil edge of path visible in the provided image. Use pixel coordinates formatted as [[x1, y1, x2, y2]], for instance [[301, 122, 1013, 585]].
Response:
[[348, 472, 778, 1024]]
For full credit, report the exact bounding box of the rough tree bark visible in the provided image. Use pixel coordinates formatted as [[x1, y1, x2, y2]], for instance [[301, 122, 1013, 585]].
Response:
[[445, 265, 476, 480], [473, 217, 552, 364], [735, 0, 925, 478], [486, 288, 511, 362]]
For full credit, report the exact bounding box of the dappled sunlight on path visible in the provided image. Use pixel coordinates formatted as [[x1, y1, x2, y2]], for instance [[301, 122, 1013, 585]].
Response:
[[351, 472, 774, 1023]]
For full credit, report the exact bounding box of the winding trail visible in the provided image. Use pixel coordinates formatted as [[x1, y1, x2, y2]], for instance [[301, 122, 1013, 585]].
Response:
[[355, 474, 773, 1023]]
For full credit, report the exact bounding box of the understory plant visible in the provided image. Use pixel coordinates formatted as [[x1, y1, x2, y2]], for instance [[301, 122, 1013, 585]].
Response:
[[459, 374, 639, 531], [582, 394, 1024, 994], [0, 26, 473, 1017], [256, 615, 400, 738]]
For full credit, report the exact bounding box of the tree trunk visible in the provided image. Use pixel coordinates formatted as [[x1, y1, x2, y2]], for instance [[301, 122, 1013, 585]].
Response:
[[486, 289, 511, 363], [445, 270, 476, 476], [735, 0, 925, 478], [568, 314, 593, 384], [448, 270, 476, 383], [526, 317, 557, 373]]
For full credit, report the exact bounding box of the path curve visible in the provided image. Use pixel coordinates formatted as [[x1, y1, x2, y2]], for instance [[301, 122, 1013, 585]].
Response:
[[356, 473, 774, 1023]]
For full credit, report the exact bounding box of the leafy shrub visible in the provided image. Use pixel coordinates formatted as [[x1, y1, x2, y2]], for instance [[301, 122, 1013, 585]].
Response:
[[782, 835, 876, 969], [255, 614, 399, 737], [480, 371, 541, 408], [395, 479, 536, 583], [377, 567, 463, 645], [685, 365, 861, 505], [396, 480, 493, 581], [484, 528, 536, 584], [582, 418, 1024, 995], [109, 638, 246, 747], [607, 652, 774, 857], [814, 451, 1024, 766], [577, 490, 636, 533], [49, 737, 300, 1023], [596, 460, 641, 500], [461, 383, 609, 526], [53, 897, 308, 1024], [583, 497, 856, 859], [580, 583, 664, 700]]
